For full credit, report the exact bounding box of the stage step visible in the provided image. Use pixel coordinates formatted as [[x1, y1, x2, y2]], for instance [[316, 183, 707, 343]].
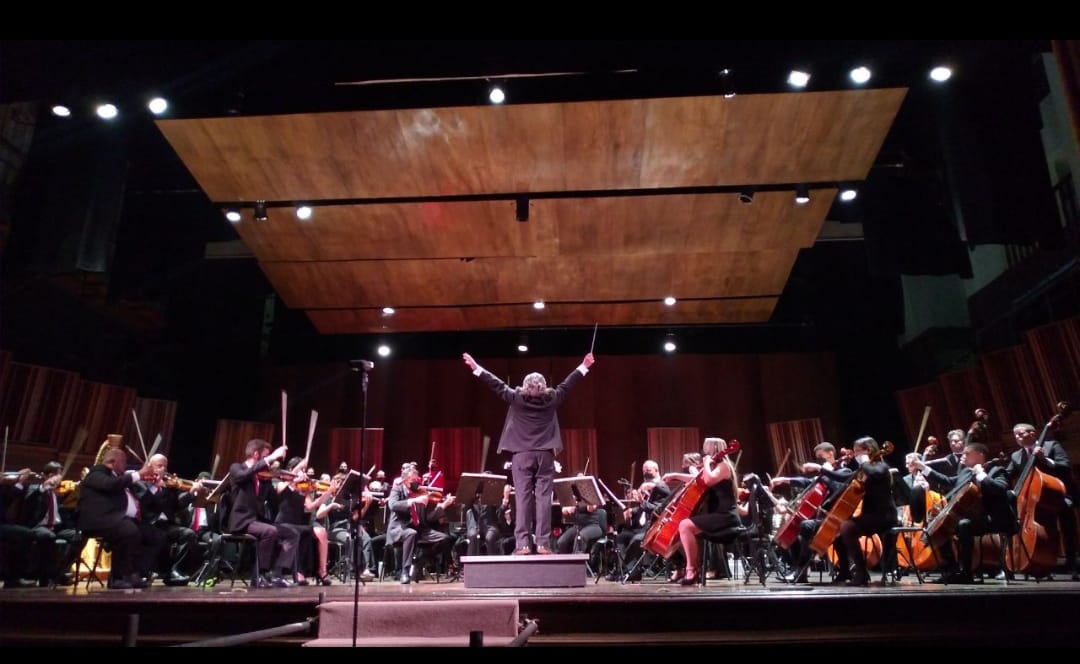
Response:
[[306, 599, 519, 647], [461, 553, 588, 588]]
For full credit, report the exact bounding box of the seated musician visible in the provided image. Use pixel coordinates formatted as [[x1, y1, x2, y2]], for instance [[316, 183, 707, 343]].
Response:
[[827, 437, 896, 586], [555, 491, 605, 555], [914, 442, 1013, 583], [224, 439, 299, 588], [612, 460, 671, 581], [495, 485, 517, 554], [1, 469, 37, 588], [662, 437, 739, 586], [422, 458, 445, 491], [463, 477, 503, 556], [21, 462, 83, 586], [922, 429, 966, 475], [273, 456, 343, 586], [77, 448, 164, 589], [1006, 422, 1077, 580], [137, 454, 197, 585], [323, 475, 376, 582], [893, 453, 951, 523], [770, 442, 854, 583], [386, 463, 455, 584]]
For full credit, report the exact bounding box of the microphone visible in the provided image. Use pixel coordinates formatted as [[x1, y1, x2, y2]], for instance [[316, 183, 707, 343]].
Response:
[[349, 359, 375, 372]]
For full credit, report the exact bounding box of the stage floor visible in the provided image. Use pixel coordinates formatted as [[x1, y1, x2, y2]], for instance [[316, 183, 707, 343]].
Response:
[[3, 571, 1080, 647]]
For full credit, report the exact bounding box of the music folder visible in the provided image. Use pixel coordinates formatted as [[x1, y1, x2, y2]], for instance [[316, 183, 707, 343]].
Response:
[[554, 475, 603, 508], [457, 472, 508, 506]]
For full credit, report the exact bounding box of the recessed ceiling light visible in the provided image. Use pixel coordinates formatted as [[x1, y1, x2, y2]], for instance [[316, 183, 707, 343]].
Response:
[[664, 296, 677, 306]]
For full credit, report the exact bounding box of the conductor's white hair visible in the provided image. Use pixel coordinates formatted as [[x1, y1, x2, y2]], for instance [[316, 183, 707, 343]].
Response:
[[521, 372, 548, 396]]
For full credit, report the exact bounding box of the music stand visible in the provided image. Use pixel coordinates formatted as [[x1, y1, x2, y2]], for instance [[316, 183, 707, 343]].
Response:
[[458, 472, 508, 506], [553, 476, 603, 508]]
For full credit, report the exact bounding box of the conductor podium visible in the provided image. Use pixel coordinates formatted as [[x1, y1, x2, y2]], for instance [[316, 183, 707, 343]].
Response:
[[461, 475, 599, 589]]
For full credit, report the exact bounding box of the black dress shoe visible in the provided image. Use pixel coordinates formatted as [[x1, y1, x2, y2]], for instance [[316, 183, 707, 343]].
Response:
[[107, 579, 134, 590], [164, 571, 190, 586], [317, 575, 332, 586], [400, 571, 411, 584]]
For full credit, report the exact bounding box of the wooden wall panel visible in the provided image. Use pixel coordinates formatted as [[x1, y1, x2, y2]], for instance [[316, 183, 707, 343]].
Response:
[[211, 419, 275, 474]]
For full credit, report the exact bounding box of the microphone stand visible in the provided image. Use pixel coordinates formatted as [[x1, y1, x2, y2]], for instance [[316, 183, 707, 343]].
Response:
[[352, 366, 369, 648]]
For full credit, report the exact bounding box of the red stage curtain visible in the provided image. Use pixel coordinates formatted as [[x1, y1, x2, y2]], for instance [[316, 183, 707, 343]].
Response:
[[765, 418, 823, 474], [328, 427, 384, 476], [211, 419, 275, 476], [428, 427, 482, 494], [646, 427, 700, 477], [561, 429, 597, 477]]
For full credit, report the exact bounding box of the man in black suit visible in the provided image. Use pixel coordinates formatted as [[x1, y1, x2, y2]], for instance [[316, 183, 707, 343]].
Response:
[[463, 351, 595, 555], [386, 463, 455, 584], [1006, 422, 1077, 580], [922, 429, 965, 476], [22, 461, 83, 586], [1, 469, 37, 588], [77, 448, 161, 589], [224, 438, 298, 588], [915, 442, 1015, 583], [138, 454, 197, 585]]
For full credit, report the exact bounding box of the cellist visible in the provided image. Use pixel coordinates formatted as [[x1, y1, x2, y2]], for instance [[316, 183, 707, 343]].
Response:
[[769, 442, 855, 583], [826, 437, 896, 586], [913, 442, 1012, 583], [660, 437, 739, 586], [1006, 422, 1077, 580]]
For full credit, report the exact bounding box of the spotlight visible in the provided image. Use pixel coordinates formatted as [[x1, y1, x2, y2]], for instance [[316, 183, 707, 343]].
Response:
[[787, 70, 810, 88], [148, 97, 168, 114], [849, 67, 872, 85], [517, 335, 529, 353], [382, 307, 395, 316], [253, 200, 268, 222], [376, 345, 391, 358], [840, 188, 858, 202], [296, 205, 313, 220], [225, 209, 242, 223], [795, 185, 810, 205], [929, 66, 952, 83], [738, 190, 754, 204], [489, 85, 506, 104], [96, 103, 118, 120], [516, 196, 529, 222], [719, 68, 735, 98], [663, 334, 677, 353], [51, 105, 71, 117], [663, 296, 677, 306], [533, 301, 545, 310]]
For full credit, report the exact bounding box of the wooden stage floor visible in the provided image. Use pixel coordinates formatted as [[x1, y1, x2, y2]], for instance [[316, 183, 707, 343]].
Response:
[[3, 570, 1080, 647]]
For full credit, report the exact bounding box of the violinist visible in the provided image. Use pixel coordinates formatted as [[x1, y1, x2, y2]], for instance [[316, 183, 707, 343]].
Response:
[[1, 468, 37, 588], [914, 442, 1013, 583], [894, 453, 951, 523], [77, 447, 163, 589], [21, 461, 83, 586], [324, 475, 377, 583], [225, 439, 298, 588], [769, 442, 855, 583], [138, 454, 197, 586], [612, 460, 671, 581], [422, 458, 445, 491], [1006, 422, 1077, 580], [274, 457, 342, 585], [387, 463, 455, 584]]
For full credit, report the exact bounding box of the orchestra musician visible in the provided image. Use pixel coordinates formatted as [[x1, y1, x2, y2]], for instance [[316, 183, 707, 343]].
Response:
[[914, 442, 1013, 583], [387, 463, 455, 584], [770, 442, 856, 583], [1005, 422, 1077, 580], [77, 448, 163, 589], [137, 454, 196, 586], [611, 460, 672, 581], [21, 461, 83, 586], [224, 439, 298, 588], [422, 458, 445, 491], [826, 437, 897, 586], [463, 351, 595, 556], [661, 437, 739, 586], [923, 429, 965, 475], [2, 468, 38, 588], [274, 457, 344, 585]]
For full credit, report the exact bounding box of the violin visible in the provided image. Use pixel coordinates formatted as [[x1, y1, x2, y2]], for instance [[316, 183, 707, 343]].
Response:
[[257, 469, 298, 481], [410, 484, 444, 503], [2, 471, 45, 484], [295, 479, 332, 493], [55, 479, 80, 497]]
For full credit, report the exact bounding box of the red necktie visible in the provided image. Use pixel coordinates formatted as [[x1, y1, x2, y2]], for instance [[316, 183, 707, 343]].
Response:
[[192, 508, 202, 531], [410, 502, 420, 527], [254, 476, 261, 497]]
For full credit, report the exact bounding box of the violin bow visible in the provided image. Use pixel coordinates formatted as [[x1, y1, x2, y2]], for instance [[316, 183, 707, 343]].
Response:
[[210, 454, 221, 481], [147, 433, 163, 459], [303, 409, 318, 468], [1, 425, 7, 473], [775, 448, 792, 478], [60, 426, 89, 480], [912, 406, 931, 455], [281, 390, 288, 450], [131, 408, 149, 461]]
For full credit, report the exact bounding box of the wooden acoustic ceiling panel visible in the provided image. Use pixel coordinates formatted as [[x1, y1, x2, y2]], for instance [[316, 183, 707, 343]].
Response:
[[156, 90, 904, 333]]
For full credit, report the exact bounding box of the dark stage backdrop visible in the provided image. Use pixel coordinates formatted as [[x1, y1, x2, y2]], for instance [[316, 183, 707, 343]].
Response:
[[260, 352, 843, 490]]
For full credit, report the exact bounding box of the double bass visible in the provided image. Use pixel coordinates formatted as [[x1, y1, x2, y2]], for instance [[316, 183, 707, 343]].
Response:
[[642, 440, 741, 559], [1006, 401, 1071, 576]]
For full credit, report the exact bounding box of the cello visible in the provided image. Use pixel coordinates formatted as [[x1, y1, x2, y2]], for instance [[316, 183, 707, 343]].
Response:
[[1006, 401, 1071, 576], [809, 441, 894, 557], [642, 440, 741, 559], [922, 408, 992, 551]]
